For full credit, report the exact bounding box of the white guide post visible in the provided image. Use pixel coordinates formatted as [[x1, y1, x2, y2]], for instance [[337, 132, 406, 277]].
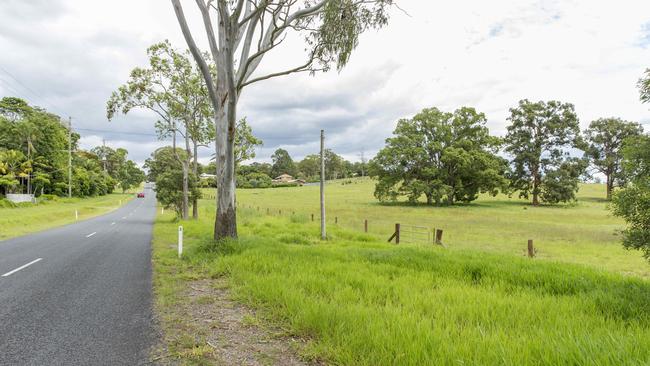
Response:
[[178, 226, 183, 258]]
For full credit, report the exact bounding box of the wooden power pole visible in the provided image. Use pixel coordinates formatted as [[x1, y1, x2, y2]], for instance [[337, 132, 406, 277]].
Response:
[[320, 129, 326, 240], [68, 117, 72, 198]]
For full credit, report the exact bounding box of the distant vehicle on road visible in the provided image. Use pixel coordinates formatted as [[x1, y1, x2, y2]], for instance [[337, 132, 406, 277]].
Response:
[[137, 192, 145, 198]]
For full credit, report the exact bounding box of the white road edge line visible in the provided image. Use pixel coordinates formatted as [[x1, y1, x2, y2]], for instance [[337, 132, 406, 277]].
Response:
[[86, 232, 97, 238], [2, 258, 43, 277], [111, 222, 116, 226]]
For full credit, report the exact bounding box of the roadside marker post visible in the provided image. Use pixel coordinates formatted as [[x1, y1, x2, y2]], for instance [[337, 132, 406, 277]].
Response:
[[75, 209, 78, 220], [178, 226, 183, 258]]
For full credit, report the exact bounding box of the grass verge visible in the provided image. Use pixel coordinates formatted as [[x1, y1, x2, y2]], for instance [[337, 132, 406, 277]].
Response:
[[153, 206, 650, 365], [0, 193, 134, 241]]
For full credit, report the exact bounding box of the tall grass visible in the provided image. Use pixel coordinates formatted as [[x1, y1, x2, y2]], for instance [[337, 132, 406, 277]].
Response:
[[154, 205, 650, 365]]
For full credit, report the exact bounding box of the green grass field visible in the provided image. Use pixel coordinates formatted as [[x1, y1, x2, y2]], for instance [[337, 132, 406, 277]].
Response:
[[152, 179, 650, 364], [0, 193, 133, 241], [234, 179, 647, 278]]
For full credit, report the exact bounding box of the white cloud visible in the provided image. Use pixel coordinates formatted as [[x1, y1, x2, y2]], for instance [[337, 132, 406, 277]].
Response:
[[0, 0, 649, 165]]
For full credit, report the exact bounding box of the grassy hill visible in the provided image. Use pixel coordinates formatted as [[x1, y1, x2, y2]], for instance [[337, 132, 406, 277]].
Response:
[[152, 179, 650, 364]]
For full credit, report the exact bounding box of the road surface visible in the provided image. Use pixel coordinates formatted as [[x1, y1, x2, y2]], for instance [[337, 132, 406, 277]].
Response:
[[0, 190, 156, 365]]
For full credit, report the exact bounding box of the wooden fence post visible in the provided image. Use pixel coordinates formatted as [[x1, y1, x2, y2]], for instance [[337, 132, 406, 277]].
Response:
[[364, 219, 368, 233], [266, 208, 269, 214], [395, 223, 400, 244], [311, 213, 314, 222], [279, 209, 282, 215], [435, 229, 443, 245], [388, 223, 400, 244], [527, 239, 535, 258], [335, 216, 338, 224]]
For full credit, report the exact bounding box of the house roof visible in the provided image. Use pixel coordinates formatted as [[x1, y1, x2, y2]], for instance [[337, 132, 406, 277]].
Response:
[[275, 173, 293, 179]]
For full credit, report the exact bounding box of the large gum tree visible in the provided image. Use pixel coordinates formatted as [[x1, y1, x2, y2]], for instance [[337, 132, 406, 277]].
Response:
[[170, 0, 394, 240]]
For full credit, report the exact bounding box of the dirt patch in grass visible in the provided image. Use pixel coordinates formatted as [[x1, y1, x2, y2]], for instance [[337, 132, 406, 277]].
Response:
[[154, 278, 312, 366]]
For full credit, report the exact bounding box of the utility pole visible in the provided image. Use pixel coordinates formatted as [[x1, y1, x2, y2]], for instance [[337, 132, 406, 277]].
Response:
[[320, 129, 326, 240], [358, 148, 366, 177], [68, 117, 72, 198]]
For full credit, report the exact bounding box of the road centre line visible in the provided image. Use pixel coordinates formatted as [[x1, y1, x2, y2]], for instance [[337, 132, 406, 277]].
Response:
[[2, 258, 43, 277], [86, 232, 97, 238]]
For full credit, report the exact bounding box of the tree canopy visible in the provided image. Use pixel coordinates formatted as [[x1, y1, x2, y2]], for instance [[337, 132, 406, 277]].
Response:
[[1, 97, 141, 198], [171, 0, 394, 239], [611, 134, 650, 261], [504, 99, 585, 205], [583, 118, 643, 199], [638, 68, 650, 104], [270, 149, 297, 178], [369, 107, 508, 205]]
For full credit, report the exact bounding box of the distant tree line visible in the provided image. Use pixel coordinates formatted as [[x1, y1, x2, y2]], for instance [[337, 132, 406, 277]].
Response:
[[0, 97, 144, 199], [369, 100, 645, 206], [231, 147, 367, 189]]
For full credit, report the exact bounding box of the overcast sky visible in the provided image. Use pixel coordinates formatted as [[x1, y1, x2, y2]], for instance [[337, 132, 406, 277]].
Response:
[[1, 0, 649, 166]]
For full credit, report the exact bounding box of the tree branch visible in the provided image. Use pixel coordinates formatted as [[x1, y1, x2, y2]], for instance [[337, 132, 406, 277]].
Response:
[[171, 0, 221, 118]]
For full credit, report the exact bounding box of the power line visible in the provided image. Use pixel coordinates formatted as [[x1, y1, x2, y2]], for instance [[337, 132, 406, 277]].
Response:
[[74, 127, 159, 137], [0, 65, 71, 118]]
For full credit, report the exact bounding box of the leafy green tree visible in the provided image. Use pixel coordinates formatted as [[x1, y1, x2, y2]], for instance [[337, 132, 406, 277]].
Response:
[[234, 118, 263, 165], [118, 160, 145, 193], [611, 134, 650, 261], [639, 68, 650, 104], [237, 172, 272, 188], [144, 146, 200, 217], [369, 107, 508, 205], [0, 149, 26, 194], [324, 149, 347, 180], [171, 0, 393, 239], [108, 41, 213, 219], [504, 99, 584, 205], [583, 118, 643, 199], [0, 97, 69, 196], [271, 149, 297, 178], [298, 155, 320, 179]]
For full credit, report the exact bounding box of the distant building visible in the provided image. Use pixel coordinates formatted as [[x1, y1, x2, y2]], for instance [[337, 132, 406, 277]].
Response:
[[272, 174, 305, 185], [199, 173, 217, 179]]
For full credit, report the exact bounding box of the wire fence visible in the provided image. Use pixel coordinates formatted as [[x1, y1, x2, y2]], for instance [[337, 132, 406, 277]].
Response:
[[225, 201, 446, 247]]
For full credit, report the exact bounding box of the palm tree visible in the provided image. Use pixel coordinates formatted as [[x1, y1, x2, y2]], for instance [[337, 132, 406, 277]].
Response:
[[0, 150, 26, 194]]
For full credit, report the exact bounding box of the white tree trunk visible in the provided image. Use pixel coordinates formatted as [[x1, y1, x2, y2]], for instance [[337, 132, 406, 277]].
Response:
[[213, 104, 237, 239]]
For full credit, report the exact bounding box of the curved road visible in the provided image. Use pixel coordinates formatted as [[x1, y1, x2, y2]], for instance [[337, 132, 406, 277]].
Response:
[[0, 190, 156, 365]]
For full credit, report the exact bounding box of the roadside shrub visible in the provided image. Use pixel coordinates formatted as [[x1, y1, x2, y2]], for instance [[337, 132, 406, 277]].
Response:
[[0, 199, 16, 208], [39, 194, 59, 202]]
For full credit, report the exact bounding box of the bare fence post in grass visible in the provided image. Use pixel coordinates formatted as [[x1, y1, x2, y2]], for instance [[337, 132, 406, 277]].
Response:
[[266, 208, 269, 214], [311, 214, 314, 222], [388, 223, 400, 244], [527, 239, 535, 258], [279, 209, 282, 215], [435, 229, 443, 245], [364, 219, 368, 233], [335, 216, 338, 224]]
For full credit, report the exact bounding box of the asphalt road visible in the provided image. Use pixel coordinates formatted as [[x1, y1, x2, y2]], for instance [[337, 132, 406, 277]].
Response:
[[0, 189, 156, 365]]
